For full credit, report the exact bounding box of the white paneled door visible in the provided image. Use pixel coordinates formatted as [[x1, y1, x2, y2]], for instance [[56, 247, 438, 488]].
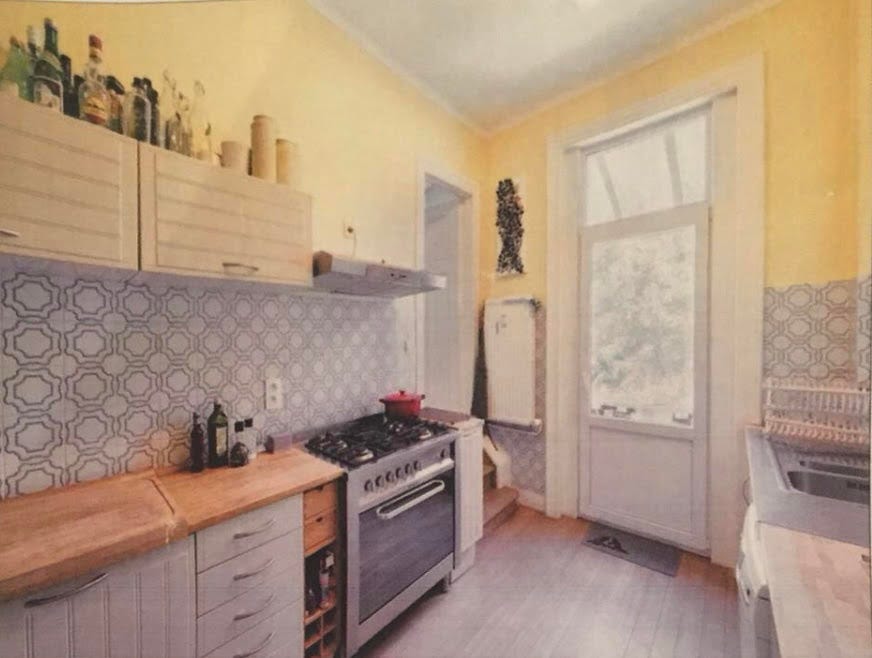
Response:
[[579, 202, 709, 551]]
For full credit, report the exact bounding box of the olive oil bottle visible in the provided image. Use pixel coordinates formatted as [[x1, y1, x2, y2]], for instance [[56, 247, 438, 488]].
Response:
[[207, 401, 229, 468]]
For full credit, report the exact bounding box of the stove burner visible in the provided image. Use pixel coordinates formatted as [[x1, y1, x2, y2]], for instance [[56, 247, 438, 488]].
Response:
[[304, 415, 450, 468]]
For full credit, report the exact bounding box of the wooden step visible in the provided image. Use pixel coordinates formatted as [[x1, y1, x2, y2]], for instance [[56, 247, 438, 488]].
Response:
[[482, 461, 496, 491], [483, 487, 519, 535]]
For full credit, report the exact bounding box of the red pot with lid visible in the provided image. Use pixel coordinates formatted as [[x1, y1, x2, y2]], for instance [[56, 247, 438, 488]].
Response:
[[379, 390, 425, 419]]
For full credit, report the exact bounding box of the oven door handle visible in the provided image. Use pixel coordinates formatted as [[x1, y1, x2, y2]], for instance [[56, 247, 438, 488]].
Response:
[[375, 479, 446, 520]]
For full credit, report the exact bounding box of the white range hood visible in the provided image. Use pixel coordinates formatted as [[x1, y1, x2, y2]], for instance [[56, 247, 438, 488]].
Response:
[[312, 251, 446, 298]]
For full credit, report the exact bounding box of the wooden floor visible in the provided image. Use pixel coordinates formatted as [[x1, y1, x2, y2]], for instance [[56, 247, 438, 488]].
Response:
[[359, 506, 739, 658]]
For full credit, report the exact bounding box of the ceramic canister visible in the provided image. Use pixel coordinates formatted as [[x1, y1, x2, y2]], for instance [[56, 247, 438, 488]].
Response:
[[276, 139, 297, 186], [220, 140, 248, 174], [250, 115, 276, 182]]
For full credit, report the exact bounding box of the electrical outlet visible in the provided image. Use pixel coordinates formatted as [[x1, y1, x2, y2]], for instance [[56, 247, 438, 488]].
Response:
[[342, 221, 356, 239], [265, 378, 284, 410]]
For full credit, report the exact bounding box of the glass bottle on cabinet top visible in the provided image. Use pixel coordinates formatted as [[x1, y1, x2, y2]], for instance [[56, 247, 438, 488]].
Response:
[[123, 76, 151, 142], [190, 79, 212, 160], [105, 75, 124, 133], [60, 54, 76, 117], [31, 18, 63, 112], [78, 35, 110, 126], [142, 77, 160, 146], [0, 38, 31, 99]]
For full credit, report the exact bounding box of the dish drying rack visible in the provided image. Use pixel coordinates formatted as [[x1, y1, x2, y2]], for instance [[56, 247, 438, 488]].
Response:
[[763, 379, 870, 455]]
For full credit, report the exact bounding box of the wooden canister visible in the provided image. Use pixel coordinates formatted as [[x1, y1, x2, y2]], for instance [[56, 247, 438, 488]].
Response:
[[276, 139, 297, 186], [250, 115, 276, 182], [220, 140, 248, 174]]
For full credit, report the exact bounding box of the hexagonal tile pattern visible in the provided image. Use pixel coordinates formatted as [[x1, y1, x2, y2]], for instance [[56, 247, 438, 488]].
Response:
[[763, 279, 858, 384], [0, 268, 412, 497], [857, 275, 871, 389]]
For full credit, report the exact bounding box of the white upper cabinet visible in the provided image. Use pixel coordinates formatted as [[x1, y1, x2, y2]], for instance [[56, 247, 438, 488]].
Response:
[[0, 95, 139, 269], [139, 144, 312, 286]]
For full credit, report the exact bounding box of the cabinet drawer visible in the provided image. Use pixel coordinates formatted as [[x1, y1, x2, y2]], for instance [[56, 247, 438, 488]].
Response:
[[198, 528, 302, 615], [197, 577, 300, 657], [202, 598, 302, 658], [197, 496, 302, 572], [304, 508, 338, 554], [304, 482, 338, 521]]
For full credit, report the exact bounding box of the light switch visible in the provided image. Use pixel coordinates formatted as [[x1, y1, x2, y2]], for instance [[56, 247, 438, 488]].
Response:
[[265, 378, 284, 410]]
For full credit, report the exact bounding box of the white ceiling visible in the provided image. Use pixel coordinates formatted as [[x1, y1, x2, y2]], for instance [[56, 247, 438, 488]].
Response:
[[308, 0, 762, 131]]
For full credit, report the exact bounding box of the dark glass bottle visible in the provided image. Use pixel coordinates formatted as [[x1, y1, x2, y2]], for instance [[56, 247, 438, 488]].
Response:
[[59, 54, 75, 117], [189, 413, 206, 473], [123, 76, 151, 142], [142, 77, 160, 146], [32, 18, 63, 112], [105, 75, 124, 134], [207, 401, 229, 468]]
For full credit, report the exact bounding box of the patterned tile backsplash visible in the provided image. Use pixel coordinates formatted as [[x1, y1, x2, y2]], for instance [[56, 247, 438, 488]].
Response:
[[763, 278, 860, 384], [0, 267, 408, 499]]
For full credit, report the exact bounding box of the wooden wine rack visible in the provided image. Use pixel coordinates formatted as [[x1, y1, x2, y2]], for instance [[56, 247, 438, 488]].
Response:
[[303, 481, 342, 658]]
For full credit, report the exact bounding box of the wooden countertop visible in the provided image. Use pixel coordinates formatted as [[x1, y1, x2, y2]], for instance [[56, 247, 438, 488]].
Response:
[[159, 448, 343, 532], [0, 448, 342, 601], [760, 523, 872, 658], [0, 471, 187, 601]]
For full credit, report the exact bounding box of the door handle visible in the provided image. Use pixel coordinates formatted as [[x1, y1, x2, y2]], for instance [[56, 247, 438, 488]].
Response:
[[376, 480, 446, 520], [232, 631, 274, 658], [233, 593, 276, 621], [233, 518, 275, 540], [24, 573, 107, 607], [233, 558, 275, 581]]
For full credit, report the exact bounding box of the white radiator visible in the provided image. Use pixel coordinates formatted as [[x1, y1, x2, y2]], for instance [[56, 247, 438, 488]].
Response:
[[484, 296, 541, 432]]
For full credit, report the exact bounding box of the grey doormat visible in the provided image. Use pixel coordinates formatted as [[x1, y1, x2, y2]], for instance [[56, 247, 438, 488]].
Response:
[[583, 522, 681, 577]]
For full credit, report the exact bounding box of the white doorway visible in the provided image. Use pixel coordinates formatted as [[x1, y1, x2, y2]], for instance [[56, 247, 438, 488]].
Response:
[[418, 171, 477, 413], [577, 108, 711, 551]]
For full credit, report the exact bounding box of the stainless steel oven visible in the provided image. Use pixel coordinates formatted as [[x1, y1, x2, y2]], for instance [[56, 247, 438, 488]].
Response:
[[345, 434, 457, 655]]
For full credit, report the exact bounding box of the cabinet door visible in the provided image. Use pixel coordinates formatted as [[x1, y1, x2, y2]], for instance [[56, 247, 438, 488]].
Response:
[[139, 144, 312, 285], [0, 95, 139, 269], [0, 538, 195, 658], [457, 423, 484, 552]]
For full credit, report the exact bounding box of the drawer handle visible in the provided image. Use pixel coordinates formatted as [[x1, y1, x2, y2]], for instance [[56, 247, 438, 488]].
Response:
[[24, 573, 107, 608], [233, 593, 275, 621], [0, 228, 20, 238], [223, 262, 260, 275], [232, 631, 275, 658], [233, 558, 275, 581], [233, 518, 275, 540]]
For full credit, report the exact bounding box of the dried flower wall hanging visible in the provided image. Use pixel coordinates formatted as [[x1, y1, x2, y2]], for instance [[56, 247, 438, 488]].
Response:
[[496, 178, 525, 275]]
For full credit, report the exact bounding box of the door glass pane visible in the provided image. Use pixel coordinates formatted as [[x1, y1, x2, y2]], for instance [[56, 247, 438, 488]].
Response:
[[589, 224, 696, 427]]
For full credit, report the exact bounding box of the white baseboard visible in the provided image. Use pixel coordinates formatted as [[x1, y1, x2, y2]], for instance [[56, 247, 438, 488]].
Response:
[[517, 488, 545, 512]]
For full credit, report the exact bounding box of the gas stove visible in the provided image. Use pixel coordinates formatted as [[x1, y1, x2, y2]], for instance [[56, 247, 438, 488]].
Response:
[[304, 414, 452, 469]]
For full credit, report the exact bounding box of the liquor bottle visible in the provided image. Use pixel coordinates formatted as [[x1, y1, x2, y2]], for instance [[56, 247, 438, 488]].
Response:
[[189, 413, 206, 473], [59, 54, 75, 117], [78, 35, 109, 126], [122, 77, 151, 142], [31, 18, 63, 112], [142, 77, 160, 146], [24, 25, 38, 99], [0, 38, 31, 100], [105, 75, 124, 134], [207, 401, 229, 468]]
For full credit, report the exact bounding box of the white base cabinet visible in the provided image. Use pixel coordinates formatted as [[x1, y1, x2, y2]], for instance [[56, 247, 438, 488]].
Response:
[[0, 538, 195, 658], [454, 417, 484, 580]]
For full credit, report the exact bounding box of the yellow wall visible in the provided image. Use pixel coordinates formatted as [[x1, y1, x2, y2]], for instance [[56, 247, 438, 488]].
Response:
[[483, 0, 866, 302], [0, 0, 484, 269]]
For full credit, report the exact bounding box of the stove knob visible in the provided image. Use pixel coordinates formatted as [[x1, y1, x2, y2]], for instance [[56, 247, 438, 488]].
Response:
[[413, 460, 422, 471], [440, 448, 449, 460], [375, 475, 384, 488], [385, 471, 395, 483], [395, 467, 404, 480], [405, 464, 413, 476], [364, 479, 374, 493]]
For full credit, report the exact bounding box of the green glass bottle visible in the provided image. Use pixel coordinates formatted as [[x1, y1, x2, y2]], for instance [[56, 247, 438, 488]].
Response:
[[32, 18, 63, 112], [0, 37, 31, 100], [207, 401, 229, 468]]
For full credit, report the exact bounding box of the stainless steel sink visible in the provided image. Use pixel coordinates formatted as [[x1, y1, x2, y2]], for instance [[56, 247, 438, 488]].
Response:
[[786, 470, 870, 504]]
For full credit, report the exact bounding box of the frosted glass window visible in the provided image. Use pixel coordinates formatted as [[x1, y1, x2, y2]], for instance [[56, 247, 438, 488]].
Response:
[[582, 110, 709, 225], [589, 224, 696, 427], [584, 155, 617, 226]]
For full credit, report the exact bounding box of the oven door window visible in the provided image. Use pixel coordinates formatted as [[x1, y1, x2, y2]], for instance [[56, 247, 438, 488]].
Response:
[[359, 473, 455, 621]]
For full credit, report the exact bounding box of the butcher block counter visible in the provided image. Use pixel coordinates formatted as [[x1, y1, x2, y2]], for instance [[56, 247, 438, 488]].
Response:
[[0, 447, 342, 601]]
